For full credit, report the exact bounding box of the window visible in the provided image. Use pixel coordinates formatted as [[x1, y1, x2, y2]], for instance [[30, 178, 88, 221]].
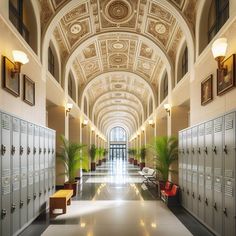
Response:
[[48, 47, 55, 77], [163, 73, 168, 99], [110, 127, 127, 142], [149, 98, 153, 116], [68, 74, 73, 98], [9, 0, 29, 43], [84, 97, 87, 115], [181, 46, 188, 78], [208, 0, 229, 42]]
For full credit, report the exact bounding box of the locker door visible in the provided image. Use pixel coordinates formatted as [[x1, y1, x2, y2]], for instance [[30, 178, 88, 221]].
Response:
[[33, 125, 40, 216], [186, 129, 192, 211], [39, 127, 45, 210], [178, 132, 183, 199], [182, 130, 187, 208], [27, 123, 34, 221], [198, 173, 205, 221], [1, 113, 11, 236], [204, 121, 213, 228], [191, 126, 198, 216], [20, 120, 28, 227], [44, 129, 49, 201], [223, 112, 235, 236], [47, 130, 52, 196], [11, 117, 20, 235], [52, 131, 56, 192], [213, 117, 223, 235]]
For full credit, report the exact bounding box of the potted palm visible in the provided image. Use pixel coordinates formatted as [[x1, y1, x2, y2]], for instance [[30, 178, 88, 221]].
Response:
[[57, 135, 88, 197], [90, 144, 96, 171], [140, 146, 146, 170], [150, 136, 178, 184], [133, 148, 138, 165], [128, 149, 134, 164], [102, 149, 108, 162], [96, 147, 103, 166]]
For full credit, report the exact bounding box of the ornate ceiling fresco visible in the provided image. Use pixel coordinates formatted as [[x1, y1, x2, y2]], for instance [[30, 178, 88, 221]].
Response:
[[40, 0, 197, 136]]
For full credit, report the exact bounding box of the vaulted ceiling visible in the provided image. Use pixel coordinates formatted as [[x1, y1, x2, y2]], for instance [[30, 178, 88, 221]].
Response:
[[40, 0, 197, 137]]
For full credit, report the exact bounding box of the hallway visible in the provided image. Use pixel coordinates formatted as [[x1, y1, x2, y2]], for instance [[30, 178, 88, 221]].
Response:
[[20, 160, 214, 236]]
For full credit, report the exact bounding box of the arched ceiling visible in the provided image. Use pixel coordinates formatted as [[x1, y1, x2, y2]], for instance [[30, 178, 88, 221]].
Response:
[[40, 0, 197, 138]]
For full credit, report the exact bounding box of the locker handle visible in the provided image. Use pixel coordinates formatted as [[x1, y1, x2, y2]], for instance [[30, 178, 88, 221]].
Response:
[[223, 145, 228, 154], [20, 146, 24, 155], [39, 191, 42, 196], [33, 147, 37, 154], [213, 146, 217, 154], [205, 198, 208, 205], [213, 202, 217, 211], [33, 193, 37, 200], [204, 147, 208, 155], [198, 148, 201, 154], [48, 148, 51, 154], [186, 149, 189, 154], [198, 195, 201, 201], [27, 147, 31, 155], [1, 144, 6, 156], [44, 148, 46, 154], [11, 145, 16, 155], [182, 149, 185, 154], [44, 189, 47, 194], [20, 201, 24, 208], [52, 148, 54, 154], [192, 148, 194, 154], [11, 204, 16, 212], [48, 187, 51, 191], [223, 208, 227, 216], [187, 189, 189, 195], [192, 192, 195, 198], [1, 209, 7, 218], [39, 148, 42, 154]]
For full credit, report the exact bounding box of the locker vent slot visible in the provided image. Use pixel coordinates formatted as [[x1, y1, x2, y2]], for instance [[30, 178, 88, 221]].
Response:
[[2, 168, 10, 177], [2, 115, 10, 130], [35, 127, 39, 136], [28, 172, 34, 185], [214, 168, 221, 176], [192, 128, 197, 137], [214, 177, 222, 192], [225, 185, 233, 197], [206, 178, 212, 190], [2, 176, 11, 195], [21, 122, 27, 133], [199, 166, 204, 172], [214, 121, 222, 132], [206, 167, 211, 174], [34, 172, 39, 183], [205, 122, 213, 135], [199, 125, 204, 136], [225, 170, 234, 178], [28, 125, 33, 135], [199, 176, 204, 186], [40, 129, 44, 137], [13, 119, 19, 132], [193, 174, 197, 184], [187, 173, 192, 182]]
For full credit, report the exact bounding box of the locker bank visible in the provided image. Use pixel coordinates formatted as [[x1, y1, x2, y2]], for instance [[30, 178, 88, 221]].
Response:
[[1, 0, 236, 236]]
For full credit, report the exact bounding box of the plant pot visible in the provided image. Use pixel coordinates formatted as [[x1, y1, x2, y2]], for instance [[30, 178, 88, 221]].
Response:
[[64, 181, 78, 197], [140, 162, 145, 170], [99, 160, 102, 165], [91, 162, 96, 171], [133, 159, 138, 165], [130, 157, 134, 164]]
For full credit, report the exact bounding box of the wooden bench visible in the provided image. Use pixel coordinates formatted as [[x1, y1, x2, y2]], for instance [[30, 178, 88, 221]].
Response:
[[50, 190, 73, 215]]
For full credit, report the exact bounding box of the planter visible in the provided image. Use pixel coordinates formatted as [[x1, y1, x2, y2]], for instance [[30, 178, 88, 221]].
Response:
[[130, 157, 134, 164], [64, 181, 78, 197], [102, 158, 106, 162], [99, 160, 102, 165], [140, 162, 145, 170], [91, 162, 96, 171], [133, 159, 138, 165]]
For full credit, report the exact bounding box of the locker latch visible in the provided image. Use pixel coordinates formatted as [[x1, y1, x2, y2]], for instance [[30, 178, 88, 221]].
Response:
[[1, 145, 6, 156], [223, 208, 227, 216], [213, 202, 217, 211], [20, 201, 24, 208], [44, 189, 47, 194], [44, 148, 46, 154], [33, 193, 37, 200], [11, 204, 16, 212], [48, 187, 51, 191], [186, 149, 189, 154], [204, 147, 208, 155], [27, 147, 31, 155], [187, 189, 189, 195], [198, 148, 201, 154], [192, 148, 194, 154], [11, 145, 16, 155], [39, 148, 42, 154], [39, 191, 42, 196], [48, 148, 51, 154], [205, 198, 208, 205], [33, 147, 37, 154], [20, 146, 24, 155], [1, 209, 7, 218], [213, 146, 217, 154], [198, 195, 201, 201], [192, 192, 195, 198], [182, 149, 185, 154], [27, 197, 31, 203], [223, 145, 228, 154]]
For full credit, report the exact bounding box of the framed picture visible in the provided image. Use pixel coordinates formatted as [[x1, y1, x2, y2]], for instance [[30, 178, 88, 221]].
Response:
[[201, 74, 213, 106], [2, 56, 20, 97], [23, 75, 35, 106], [217, 54, 236, 95]]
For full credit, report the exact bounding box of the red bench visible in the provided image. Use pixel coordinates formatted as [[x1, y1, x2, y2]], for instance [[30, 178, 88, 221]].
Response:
[[161, 184, 179, 206]]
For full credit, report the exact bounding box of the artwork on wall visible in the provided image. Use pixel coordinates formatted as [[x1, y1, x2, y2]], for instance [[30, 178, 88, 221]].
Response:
[[2, 56, 20, 97], [23, 75, 35, 106], [201, 74, 213, 106], [217, 54, 236, 95]]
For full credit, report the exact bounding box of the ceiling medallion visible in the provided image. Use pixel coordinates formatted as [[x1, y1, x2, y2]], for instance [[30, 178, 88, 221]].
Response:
[[115, 93, 122, 96], [70, 23, 82, 34], [109, 54, 127, 66], [155, 23, 166, 34], [142, 62, 151, 70], [105, 0, 133, 24], [112, 42, 125, 50], [114, 84, 122, 89]]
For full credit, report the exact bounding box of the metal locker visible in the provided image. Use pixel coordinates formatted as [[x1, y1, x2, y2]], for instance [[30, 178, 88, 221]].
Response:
[[39, 127, 45, 210], [44, 129, 49, 200], [213, 116, 223, 236], [198, 172, 205, 221], [198, 124, 205, 174], [182, 130, 187, 208], [11, 117, 21, 235], [186, 129, 192, 211], [205, 174, 213, 228], [27, 123, 34, 222], [33, 125, 40, 216], [1, 113, 11, 236], [178, 132, 183, 202], [186, 170, 192, 211], [223, 112, 235, 236], [52, 131, 56, 192], [20, 120, 28, 227], [192, 172, 198, 216]]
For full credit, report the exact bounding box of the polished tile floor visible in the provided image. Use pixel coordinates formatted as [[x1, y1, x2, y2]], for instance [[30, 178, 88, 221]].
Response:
[[20, 159, 215, 236]]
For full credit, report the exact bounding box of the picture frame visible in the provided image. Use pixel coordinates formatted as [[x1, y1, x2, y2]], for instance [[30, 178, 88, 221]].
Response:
[[217, 54, 236, 95], [201, 74, 213, 106], [23, 75, 35, 106], [2, 56, 20, 97]]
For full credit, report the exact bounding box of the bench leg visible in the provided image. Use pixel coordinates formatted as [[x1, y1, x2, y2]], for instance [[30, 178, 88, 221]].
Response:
[[67, 198, 71, 205]]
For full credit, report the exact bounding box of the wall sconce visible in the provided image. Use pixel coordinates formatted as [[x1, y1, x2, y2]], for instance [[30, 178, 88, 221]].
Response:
[[82, 119, 88, 128], [65, 103, 73, 116], [164, 103, 171, 116], [211, 38, 228, 74], [141, 127, 145, 132], [91, 127, 95, 132], [137, 131, 140, 136], [11, 50, 29, 76], [148, 119, 154, 127]]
